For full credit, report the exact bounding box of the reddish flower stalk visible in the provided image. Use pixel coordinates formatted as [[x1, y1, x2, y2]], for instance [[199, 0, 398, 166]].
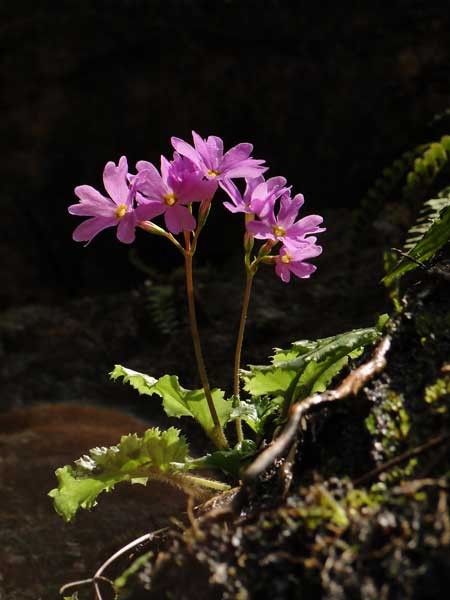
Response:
[[233, 267, 255, 444], [184, 232, 228, 450]]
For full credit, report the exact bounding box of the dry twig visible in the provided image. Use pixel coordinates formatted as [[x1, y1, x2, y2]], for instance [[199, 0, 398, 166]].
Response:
[[353, 433, 450, 486], [59, 528, 167, 599]]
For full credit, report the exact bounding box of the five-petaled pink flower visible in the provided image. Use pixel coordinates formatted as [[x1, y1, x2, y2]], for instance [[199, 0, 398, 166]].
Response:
[[246, 191, 325, 246], [275, 242, 323, 283], [69, 156, 138, 244], [221, 175, 288, 215], [68, 134, 325, 285], [134, 154, 218, 234], [171, 131, 267, 181]]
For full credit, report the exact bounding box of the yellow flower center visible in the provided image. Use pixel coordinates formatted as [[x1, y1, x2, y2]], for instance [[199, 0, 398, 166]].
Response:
[[281, 253, 292, 264], [273, 225, 286, 237], [207, 169, 221, 177], [163, 192, 177, 206], [115, 204, 127, 219]]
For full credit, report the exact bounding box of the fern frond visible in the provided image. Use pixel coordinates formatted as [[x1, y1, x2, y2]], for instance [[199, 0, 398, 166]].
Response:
[[404, 196, 450, 250], [403, 136, 450, 198], [361, 146, 425, 209], [145, 283, 180, 336], [383, 197, 450, 286]]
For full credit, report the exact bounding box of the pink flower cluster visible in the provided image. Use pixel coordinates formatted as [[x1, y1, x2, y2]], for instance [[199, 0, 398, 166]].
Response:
[[69, 131, 325, 282]]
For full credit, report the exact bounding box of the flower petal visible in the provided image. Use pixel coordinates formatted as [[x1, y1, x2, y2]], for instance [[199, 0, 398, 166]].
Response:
[[134, 200, 166, 221], [103, 156, 129, 205], [275, 262, 291, 283], [175, 176, 218, 204], [289, 262, 317, 279], [116, 212, 137, 244], [220, 178, 245, 212], [160, 155, 171, 183], [223, 201, 249, 214], [266, 176, 287, 193], [135, 165, 167, 200], [221, 143, 253, 169], [222, 159, 268, 180], [171, 136, 202, 169], [277, 193, 304, 228], [287, 215, 325, 240], [74, 185, 112, 206], [205, 135, 224, 170], [136, 160, 155, 172], [164, 205, 196, 234], [246, 220, 275, 240], [192, 131, 213, 168], [72, 216, 117, 243]]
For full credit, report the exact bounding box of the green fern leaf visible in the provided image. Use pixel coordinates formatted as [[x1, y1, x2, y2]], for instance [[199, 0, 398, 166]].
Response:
[[384, 202, 450, 286]]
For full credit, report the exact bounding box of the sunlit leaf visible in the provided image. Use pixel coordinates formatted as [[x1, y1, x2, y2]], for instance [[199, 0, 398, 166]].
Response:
[[110, 366, 233, 442], [242, 327, 381, 409], [49, 427, 189, 522]]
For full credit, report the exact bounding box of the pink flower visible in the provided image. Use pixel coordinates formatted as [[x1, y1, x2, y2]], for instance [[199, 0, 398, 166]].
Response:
[[275, 242, 323, 283], [134, 154, 218, 234], [221, 175, 288, 215], [171, 131, 267, 181], [246, 191, 325, 246], [68, 156, 138, 244]]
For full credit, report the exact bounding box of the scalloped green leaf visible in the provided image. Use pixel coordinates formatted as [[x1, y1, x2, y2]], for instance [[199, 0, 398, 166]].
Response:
[[49, 427, 189, 522], [110, 365, 157, 393], [242, 327, 380, 406], [240, 396, 283, 434], [110, 367, 233, 442]]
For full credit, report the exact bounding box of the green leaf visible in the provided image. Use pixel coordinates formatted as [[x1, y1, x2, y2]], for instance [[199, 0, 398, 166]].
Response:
[[376, 313, 390, 331], [114, 551, 153, 591], [49, 427, 189, 522], [242, 327, 381, 406], [240, 366, 296, 398], [237, 397, 283, 434], [110, 365, 157, 393], [110, 366, 233, 442], [195, 440, 257, 477], [383, 203, 450, 286]]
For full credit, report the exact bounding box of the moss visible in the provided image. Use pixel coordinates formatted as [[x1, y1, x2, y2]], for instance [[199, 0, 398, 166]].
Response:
[[365, 389, 411, 468], [424, 376, 450, 414]]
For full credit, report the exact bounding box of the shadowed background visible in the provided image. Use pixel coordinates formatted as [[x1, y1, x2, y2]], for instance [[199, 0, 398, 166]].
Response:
[[2, 1, 450, 307]]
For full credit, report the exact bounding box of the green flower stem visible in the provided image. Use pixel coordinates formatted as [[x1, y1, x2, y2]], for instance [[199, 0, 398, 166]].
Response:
[[184, 232, 228, 449], [181, 473, 231, 491], [138, 220, 185, 255], [191, 199, 212, 253], [233, 267, 255, 444]]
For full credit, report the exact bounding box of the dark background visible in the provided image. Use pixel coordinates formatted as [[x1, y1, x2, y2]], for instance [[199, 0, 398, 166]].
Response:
[[2, 1, 450, 307]]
